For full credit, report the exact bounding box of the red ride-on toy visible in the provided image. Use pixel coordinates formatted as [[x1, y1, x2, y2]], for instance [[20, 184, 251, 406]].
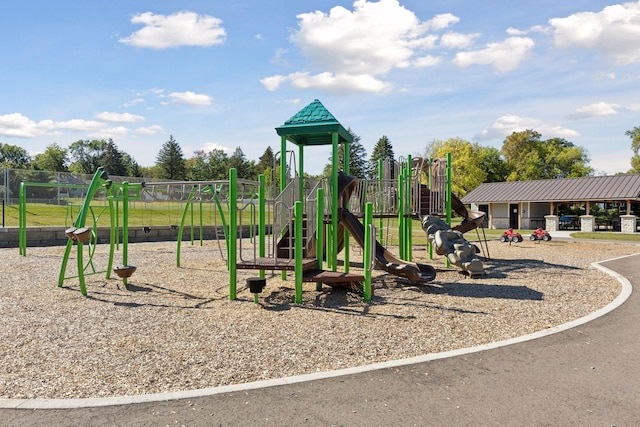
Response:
[[530, 228, 552, 241], [500, 228, 523, 243]]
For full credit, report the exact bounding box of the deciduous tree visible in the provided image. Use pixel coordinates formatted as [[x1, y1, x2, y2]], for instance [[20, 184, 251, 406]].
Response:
[[625, 126, 640, 173], [0, 143, 31, 169], [32, 143, 69, 172]]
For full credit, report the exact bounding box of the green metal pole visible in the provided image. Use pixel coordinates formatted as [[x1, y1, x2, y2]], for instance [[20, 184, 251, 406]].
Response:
[[398, 168, 405, 260], [122, 182, 130, 285], [428, 157, 433, 259], [331, 132, 339, 272], [176, 189, 198, 267], [343, 141, 350, 273], [199, 199, 204, 246], [315, 187, 324, 291], [363, 202, 373, 302], [294, 200, 303, 304], [406, 154, 412, 262], [446, 153, 452, 225], [229, 168, 238, 300], [18, 183, 26, 256], [298, 144, 304, 204], [280, 136, 287, 192], [378, 158, 383, 242], [258, 174, 266, 279], [107, 185, 116, 279], [446, 153, 452, 268]]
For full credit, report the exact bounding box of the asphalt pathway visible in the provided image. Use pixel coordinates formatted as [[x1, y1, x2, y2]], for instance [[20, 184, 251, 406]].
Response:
[[2, 252, 639, 426]]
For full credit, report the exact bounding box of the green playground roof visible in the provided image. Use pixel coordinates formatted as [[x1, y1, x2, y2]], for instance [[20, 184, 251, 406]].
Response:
[[275, 99, 353, 146]]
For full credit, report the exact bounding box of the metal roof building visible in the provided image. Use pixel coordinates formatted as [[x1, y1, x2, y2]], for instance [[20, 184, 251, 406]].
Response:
[[460, 174, 640, 233]]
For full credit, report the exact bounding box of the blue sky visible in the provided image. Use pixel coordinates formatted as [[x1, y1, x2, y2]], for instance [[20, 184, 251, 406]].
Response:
[[1, 0, 639, 176]]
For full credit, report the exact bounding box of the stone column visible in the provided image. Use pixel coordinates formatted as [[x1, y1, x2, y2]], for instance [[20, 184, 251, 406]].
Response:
[[545, 215, 558, 231], [580, 215, 595, 232], [620, 215, 637, 234]]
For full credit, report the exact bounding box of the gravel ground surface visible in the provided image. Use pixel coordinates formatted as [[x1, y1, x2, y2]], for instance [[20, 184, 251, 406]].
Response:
[[1, 238, 638, 399]]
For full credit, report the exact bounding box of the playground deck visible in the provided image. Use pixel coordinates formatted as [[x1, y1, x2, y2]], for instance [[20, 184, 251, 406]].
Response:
[[236, 257, 318, 271]]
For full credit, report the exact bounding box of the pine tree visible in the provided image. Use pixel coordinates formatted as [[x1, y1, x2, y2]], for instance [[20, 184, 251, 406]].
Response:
[[369, 135, 395, 178], [324, 129, 369, 179], [256, 146, 275, 176], [155, 135, 186, 180], [101, 139, 128, 177], [227, 146, 254, 179]]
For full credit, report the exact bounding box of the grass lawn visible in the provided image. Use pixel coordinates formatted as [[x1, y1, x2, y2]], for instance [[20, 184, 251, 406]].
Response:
[[4, 203, 640, 243]]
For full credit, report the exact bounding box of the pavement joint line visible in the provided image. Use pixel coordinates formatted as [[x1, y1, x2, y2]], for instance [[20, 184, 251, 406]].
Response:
[[1, 252, 637, 410]]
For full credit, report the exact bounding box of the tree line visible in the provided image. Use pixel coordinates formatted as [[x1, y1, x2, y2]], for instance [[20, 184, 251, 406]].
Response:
[[1, 126, 638, 196]]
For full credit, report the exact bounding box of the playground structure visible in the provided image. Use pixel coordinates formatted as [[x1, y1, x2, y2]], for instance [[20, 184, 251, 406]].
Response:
[[54, 167, 259, 296], [57, 169, 143, 295], [231, 99, 488, 303], [45, 99, 489, 301]]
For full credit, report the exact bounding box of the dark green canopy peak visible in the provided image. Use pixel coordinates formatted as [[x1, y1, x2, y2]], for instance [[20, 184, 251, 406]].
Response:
[[275, 99, 353, 146]]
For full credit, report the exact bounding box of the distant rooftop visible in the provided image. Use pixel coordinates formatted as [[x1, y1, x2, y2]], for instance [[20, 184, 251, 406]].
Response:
[[461, 174, 640, 204]]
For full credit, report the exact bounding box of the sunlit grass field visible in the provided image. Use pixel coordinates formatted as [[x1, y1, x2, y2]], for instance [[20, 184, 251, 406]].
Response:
[[4, 202, 640, 243]]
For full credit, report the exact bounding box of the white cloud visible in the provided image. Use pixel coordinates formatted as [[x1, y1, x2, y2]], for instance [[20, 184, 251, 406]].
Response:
[[412, 54, 442, 68], [88, 126, 129, 139], [262, 0, 469, 93], [426, 13, 460, 31], [169, 91, 213, 107], [440, 31, 480, 49], [123, 98, 144, 108], [0, 114, 111, 137], [134, 125, 165, 135], [52, 119, 105, 131], [567, 102, 621, 119], [627, 103, 640, 111], [0, 113, 52, 137], [94, 112, 145, 123], [452, 37, 534, 71], [477, 114, 579, 140], [201, 142, 230, 153], [263, 72, 392, 93], [506, 25, 551, 36], [270, 48, 289, 66], [119, 11, 226, 49], [550, 2, 640, 64], [260, 75, 287, 91]]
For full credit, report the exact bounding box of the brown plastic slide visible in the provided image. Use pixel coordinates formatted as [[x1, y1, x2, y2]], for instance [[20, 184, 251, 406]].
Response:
[[339, 208, 436, 283], [451, 193, 486, 234]]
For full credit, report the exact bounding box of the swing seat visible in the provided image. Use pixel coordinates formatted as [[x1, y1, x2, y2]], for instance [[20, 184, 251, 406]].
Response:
[[114, 265, 137, 278], [74, 227, 92, 243], [143, 226, 151, 233], [65, 227, 77, 240]]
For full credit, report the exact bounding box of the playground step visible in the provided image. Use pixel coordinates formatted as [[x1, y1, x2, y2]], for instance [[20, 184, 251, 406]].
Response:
[[236, 257, 318, 271], [302, 269, 370, 294]]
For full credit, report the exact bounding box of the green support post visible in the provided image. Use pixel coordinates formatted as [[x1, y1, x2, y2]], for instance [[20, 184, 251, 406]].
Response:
[[377, 158, 383, 242], [445, 153, 452, 268], [121, 182, 130, 285], [18, 183, 26, 256], [315, 187, 324, 291], [398, 168, 405, 260], [258, 174, 266, 279], [343, 141, 350, 273], [363, 202, 373, 302], [331, 132, 339, 272], [428, 157, 433, 260], [406, 154, 412, 262], [294, 201, 303, 304], [229, 168, 238, 300]]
